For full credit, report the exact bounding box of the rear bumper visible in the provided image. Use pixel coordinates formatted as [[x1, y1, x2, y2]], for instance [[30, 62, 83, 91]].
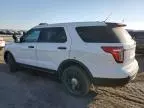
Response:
[[92, 73, 137, 86], [92, 60, 139, 86]]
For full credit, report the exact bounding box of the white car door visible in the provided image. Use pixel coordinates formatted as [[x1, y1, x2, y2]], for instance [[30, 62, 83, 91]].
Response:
[[36, 27, 71, 70], [14, 29, 40, 66]]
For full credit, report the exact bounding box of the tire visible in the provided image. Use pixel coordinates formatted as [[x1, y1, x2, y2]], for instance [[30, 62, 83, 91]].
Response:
[[7, 53, 17, 72], [61, 66, 90, 96]]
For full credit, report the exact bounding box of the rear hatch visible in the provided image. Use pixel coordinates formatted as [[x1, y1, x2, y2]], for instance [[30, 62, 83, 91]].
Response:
[[76, 22, 136, 64], [110, 25, 136, 64]]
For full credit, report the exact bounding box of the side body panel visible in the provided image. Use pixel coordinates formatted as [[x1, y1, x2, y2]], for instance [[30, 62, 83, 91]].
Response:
[[67, 23, 138, 79], [36, 25, 72, 70]]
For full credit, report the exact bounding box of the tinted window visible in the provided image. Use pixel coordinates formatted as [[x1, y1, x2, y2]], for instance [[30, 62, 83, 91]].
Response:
[[38, 27, 67, 43], [76, 26, 132, 43], [22, 29, 40, 42]]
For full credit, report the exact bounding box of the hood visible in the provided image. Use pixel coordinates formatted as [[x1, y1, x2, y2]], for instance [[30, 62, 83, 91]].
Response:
[[5, 41, 14, 45]]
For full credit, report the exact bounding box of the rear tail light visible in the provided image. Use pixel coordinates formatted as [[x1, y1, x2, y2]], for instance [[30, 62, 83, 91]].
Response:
[[101, 46, 124, 63]]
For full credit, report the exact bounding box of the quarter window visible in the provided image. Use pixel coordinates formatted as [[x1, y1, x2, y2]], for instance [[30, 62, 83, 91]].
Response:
[[76, 26, 120, 43]]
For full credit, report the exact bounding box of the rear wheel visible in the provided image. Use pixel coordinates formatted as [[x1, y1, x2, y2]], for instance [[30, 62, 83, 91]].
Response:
[[7, 53, 18, 72], [61, 66, 90, 96]]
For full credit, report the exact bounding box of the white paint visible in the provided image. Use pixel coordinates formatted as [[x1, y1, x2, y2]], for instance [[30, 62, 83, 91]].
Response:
[[4, 21, 139, 80]]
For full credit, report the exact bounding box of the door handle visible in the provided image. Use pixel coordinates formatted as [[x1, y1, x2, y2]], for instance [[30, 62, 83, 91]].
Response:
[[28, 46, 34, 48], [57, 46, 67, 50]]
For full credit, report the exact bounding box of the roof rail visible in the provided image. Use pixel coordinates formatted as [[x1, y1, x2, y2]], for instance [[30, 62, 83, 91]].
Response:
[[39, 23, 48, 25]]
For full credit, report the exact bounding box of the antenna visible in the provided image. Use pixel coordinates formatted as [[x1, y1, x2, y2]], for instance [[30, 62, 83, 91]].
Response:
[[104, 12, 112, 22], [122, 18, 125, 23]]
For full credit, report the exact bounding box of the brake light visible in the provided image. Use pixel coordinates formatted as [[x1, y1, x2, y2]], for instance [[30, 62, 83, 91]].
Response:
[[101, 46, 124, 63]]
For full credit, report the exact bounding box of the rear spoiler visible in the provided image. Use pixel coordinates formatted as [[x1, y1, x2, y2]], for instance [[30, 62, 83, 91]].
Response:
[[106, 22, 126, 27]]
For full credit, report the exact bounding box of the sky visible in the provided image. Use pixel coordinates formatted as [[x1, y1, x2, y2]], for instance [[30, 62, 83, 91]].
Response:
[[0, 0, 144, 30]]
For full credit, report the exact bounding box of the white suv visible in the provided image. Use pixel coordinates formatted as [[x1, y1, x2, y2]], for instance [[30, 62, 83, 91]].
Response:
[[4, 22, 139, 96]]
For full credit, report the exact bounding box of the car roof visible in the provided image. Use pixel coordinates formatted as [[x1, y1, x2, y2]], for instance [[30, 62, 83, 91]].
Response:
[[33, 21, 126, 29]]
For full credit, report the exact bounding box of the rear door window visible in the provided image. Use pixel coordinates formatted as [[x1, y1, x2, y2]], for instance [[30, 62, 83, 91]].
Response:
[[76, 26, 132, 43], [38, 27, 67, 43]]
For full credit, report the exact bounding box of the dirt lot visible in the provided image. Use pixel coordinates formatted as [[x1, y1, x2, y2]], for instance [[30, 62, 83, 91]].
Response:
[[0, 36, 144, 108], [89, 55, 144, 108]]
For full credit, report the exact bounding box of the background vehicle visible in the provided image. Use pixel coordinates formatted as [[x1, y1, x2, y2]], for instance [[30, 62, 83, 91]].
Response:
[[0, 37, 5, 49], [4, 22, 139, 96], [128, 30, 144, 54]]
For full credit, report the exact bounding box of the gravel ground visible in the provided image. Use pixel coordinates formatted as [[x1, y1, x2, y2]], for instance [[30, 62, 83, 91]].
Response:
[[0, 55, 143, 108]]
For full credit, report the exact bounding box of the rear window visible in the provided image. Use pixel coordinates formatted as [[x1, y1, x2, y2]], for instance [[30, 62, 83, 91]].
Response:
[[76, 26, 132, 43]]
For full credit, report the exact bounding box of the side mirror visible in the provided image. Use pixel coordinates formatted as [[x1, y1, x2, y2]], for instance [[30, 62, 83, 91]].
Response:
[[12, 34, 20, 43], [19, 31, 27, 42], [20, 36, 24, 42], [23, 31, 26, 36]]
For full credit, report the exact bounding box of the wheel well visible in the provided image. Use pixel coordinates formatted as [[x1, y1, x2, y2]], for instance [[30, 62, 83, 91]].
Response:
[[58, 60, 93, 81]]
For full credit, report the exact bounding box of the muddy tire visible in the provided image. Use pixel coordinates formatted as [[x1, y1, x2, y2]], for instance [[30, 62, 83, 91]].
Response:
[[61, 66, 90, 96]]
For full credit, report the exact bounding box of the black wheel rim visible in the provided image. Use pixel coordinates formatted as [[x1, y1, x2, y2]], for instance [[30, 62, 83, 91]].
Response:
[[63, 70, 84, 95]]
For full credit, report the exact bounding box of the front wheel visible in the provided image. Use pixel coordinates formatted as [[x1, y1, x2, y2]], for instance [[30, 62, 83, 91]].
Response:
[[61, 66, 91, 96], [7, 53, 18, 72]]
